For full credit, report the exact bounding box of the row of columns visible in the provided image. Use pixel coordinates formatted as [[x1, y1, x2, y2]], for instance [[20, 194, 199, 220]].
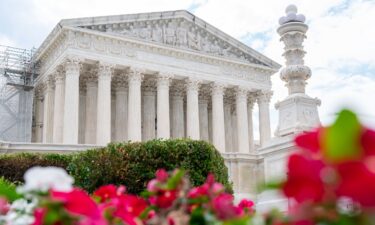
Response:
[[34, 58, 272, 153]]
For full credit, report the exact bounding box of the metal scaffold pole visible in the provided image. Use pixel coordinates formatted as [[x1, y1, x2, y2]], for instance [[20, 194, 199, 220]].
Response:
[[0, 45, 39, 142]]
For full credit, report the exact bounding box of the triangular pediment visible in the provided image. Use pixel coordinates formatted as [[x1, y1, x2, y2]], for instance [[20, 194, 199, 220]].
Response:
[[59, 10, 280, 69]]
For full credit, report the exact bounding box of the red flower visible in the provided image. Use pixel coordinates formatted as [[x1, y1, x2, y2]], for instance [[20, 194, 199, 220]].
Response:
[[361, 128, 375, 157], [336, 161, 375, 207], [283, 154, 326, 203], [51, 188, 106, 225], [93, 185, 125, 203], [237, 199, 255, 215], [295, 129, 322, 154], [211, 193, 241, 220], [0, 197, 9, 215], [31, 208, 46, 225], [156, 169, 169, 182], [188, 185, 209, 199], [149, 190, 178, 208]]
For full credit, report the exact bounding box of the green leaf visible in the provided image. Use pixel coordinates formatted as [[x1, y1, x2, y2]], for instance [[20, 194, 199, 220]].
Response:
[[166, 169, 185, 190], [323, 109, 362, 162], [0, 178, 21, 202], [223, 217, 251, 225]]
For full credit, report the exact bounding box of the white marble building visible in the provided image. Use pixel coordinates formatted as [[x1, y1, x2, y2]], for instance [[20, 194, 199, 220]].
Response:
[[0, 6, 320, 210]]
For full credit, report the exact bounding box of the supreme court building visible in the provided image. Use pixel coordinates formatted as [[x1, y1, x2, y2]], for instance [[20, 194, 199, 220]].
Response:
[[15, 7, 320, 210]]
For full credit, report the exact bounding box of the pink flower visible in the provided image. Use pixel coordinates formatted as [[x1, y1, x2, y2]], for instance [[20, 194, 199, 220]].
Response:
[[51, 188, 107, 225], [156, 169, 169, 182], [31, 208, 46, 225], [0, 197, 9, 215], [237, 199, 255, 215], [211, 193, 241, 220], [147, 179, 159, 193]]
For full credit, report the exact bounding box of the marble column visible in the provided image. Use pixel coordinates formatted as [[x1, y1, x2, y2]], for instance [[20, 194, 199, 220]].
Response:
[[236, 88, 250, 153], [171, 85, 185, 138], [224, 101, 233, 152], [34, 87, 44, 143], [157, 75, 171, 139], [63, 58, 81, 144], [199, 98, 209, 142], [211, 83, 226, 152], [186, 79, 200, 140], [143, 80, 156, 141], [114, 77, 128, 142], [128, 68, 143, 142], [78, 83, 86, 144], [96, 63, 113, 146], [248, 96, 256, 152], [52, 71, 64, 143], [258, 91, 272, 147], [42, 76, 54, 143], [84, 76, 98, 144], [231, 109, 238, 152]]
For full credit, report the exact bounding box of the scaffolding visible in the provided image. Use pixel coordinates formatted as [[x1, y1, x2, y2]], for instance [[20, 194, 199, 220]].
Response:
[[0, 45, 39, 142]]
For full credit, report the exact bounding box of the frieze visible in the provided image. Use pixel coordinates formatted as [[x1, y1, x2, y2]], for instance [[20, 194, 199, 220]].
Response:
[[78, 19, 267, 66]]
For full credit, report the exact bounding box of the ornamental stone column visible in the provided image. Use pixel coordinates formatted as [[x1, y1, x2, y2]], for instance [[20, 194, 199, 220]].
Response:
[[42, 76, 54, 143], [186, 79, 201, 140], [34, 86, 44, 143], [211, 83, 226, 152], [199, 97, 209, 142], [257, 91, 272, 146], [236, 87, 250, 153], [157, 74, 172, 139], [143, 79, 156, 141], [84, 74, 98, 144], [52, 69, 65, 143], [78, 82, 86, 144], [275, 5, 321, 136], [231, 108, 238, 152], [224, 99, 233, 152], [248, 96, 256, 152], [63, 57, 81, 144], [114, 75, 128, 142], [96, 63, 113, 146], [171, 83, 185, 138], [128, 68, 143, 142]]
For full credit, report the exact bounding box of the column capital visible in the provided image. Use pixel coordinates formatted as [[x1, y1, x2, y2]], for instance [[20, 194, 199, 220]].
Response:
[[98, 63, 114, 78], [257, 90, 273, 103], [42, 75, 55, 92], [112, 73, 128, 91], [128, 68, 144, 82], [247, 95, 257, 107], [185, 78, 201, 92], [211, 82, 226, 96], [157, 73, 173, 87], [171, 81, 185, 97], [143, 78, 156, 93], [64, 56, 82, 73], [235, 87, 249, 100]]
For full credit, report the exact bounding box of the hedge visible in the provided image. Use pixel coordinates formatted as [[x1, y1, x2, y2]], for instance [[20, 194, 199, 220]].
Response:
[[0, 139, 232, 194]]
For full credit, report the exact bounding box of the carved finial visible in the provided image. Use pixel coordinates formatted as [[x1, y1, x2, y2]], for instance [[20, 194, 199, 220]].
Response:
[[279, 5, 306, 25]]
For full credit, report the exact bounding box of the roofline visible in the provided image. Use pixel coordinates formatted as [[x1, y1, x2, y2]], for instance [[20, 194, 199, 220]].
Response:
[[35, 10, 281, 69]]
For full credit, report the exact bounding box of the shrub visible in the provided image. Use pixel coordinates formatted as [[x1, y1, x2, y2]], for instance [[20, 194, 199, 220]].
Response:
[[68, 139, 232, 194], [0, 153, 72, 184], [0, 139, 232, 194]]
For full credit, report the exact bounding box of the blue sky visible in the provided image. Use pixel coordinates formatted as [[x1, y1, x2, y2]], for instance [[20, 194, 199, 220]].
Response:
[[1, 0, 374, 138]]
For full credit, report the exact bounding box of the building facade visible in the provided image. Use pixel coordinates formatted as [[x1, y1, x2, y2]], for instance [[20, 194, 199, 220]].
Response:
[[0, 6, 320, 210]]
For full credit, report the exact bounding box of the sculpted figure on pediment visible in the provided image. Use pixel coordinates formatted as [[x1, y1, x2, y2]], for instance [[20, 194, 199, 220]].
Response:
[[165, 23, 176, 45], [176, 27, 188, 47], [187, 31, 201, 50], [201, 36, 211, 52], [210, 40, 222, 55], [151, 23, 163, 42], [139, 23, 152, 40]]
